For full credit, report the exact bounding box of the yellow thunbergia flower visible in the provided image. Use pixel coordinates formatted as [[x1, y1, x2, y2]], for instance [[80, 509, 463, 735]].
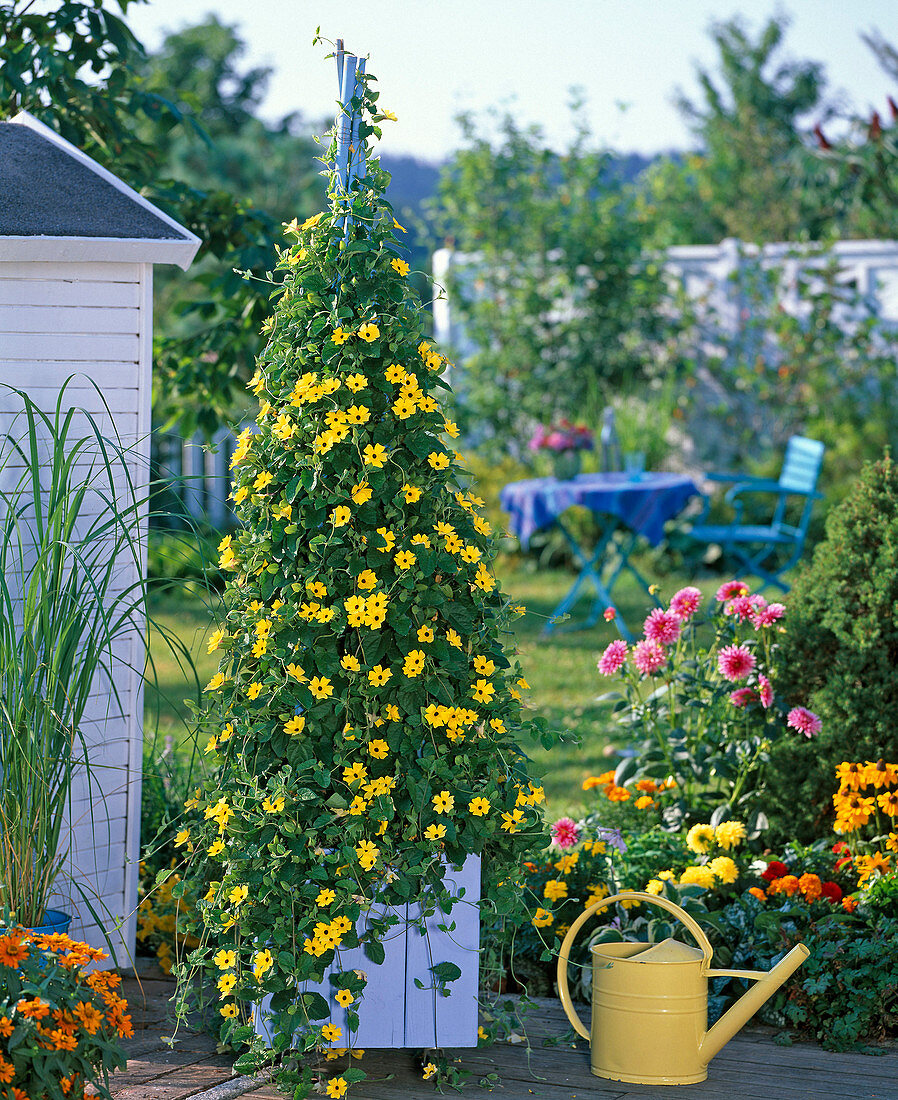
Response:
[[427, 452, 450, 470], [532, 908, 554, 928], [228, 885, 249, 906], [207, 628, 227, 654], [424, 823, 446, 841], [263, 795, 285, 814], [417, 625, 434, 643], [384, 363, 405, 383], [446, 629, 463, 649], [345, 372, 367, 392], [363, 443, 388, 468], [253, 949, 274, 979], [469, 797, 490, 817], [393, 218, 406, 232], [358, 322, 380, 342], [321, 1023, 343, 1043], [367, 664, 392, 687], [376, 527, 396, 553], [205, 673, 226, 692], [214, 949, 236, 970], [341, 652, 361, 671], [501, 809, 525, 833], [432, 790, 454, 815], [394, 549, 416, 570], [302, 212, 323, 230], [343, 763, 367, 786], [393, 396, 416, 419], [285, 664, 307, 683], [472, 679, 496, 704], [403, 650, 426, 677], [208, 839, 226, 857], [390, 258, 410, 276], [309, 676, 333, 700], [473, 656, 495, 676], [175, 829, 190, 847], [422, 1064, 437, 1081], [331, 327, 350, 344], [253, 471, 273, 491], [357, 569, 378, 590], [444, 419, 460, 438], [220, 1002, 239, 1018], [346, 404, 370, 425], [474, 563, 496, 592], [367, 739, 389, 759], [335, 988, 354, 1007], [326, 1077, 348, 1098], [356, 840, 380, 870], [332, 506, 351, 527], [246, 682, 263, 700], [351, 481, 372, 504], [217, 973, 237, 994]]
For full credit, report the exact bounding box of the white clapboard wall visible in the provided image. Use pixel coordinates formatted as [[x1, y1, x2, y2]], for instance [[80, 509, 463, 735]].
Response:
[[0, 259, 152, 962]]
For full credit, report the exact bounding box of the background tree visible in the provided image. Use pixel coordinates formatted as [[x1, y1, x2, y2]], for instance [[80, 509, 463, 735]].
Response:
[[644, 15, 835, 245], [0, 0, 323, 436], [431, 103, 678, 458]]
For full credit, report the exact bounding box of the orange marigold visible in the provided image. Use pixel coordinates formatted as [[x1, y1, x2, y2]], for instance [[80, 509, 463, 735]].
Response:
[[748, 887, 766, 901], [605, 785, 630, 802], [767, 875, 800, 897], [842, 895, 859, 913], [798, 873, 823, 901]]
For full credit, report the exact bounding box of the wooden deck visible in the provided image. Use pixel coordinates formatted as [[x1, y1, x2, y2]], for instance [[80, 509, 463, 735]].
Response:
[[112, 971, 898, 1100]]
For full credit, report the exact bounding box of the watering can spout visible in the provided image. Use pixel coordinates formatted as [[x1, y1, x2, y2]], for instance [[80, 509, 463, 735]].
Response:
[[700, 944, 810, 1064]]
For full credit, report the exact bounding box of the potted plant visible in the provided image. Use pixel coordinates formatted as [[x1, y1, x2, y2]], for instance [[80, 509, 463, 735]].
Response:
[[0, 922, 132, 1098], [529, 420, 594, 480], [173, 55, 555, 1097], [0, 386, 162, 934]]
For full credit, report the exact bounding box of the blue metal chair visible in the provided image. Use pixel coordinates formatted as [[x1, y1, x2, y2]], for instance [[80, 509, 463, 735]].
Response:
[[688, 436, 825, 592]]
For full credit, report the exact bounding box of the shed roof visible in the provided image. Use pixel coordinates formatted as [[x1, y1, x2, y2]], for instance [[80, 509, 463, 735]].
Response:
[[0, 113, 200, 269]]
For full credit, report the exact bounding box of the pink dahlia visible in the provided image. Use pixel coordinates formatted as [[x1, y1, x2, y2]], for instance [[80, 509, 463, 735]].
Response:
[[598, 639, 628, 676], [725, 595, 755, 622], [758, 673, 773, 709], [633, 639, 667, 675], [787, 706, 822, 738], [717, 644, 756, 681], [730, 687, 758, 708], [716, 580, 750, 603], [753, 602, 786, 628], [670, 586, 702, 621], [643, 607, 681, 646], [551, 817, 581, 849]]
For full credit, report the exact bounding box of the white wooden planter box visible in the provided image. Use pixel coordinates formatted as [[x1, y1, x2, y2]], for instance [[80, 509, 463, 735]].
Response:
[[254, 856, 480, 1049]]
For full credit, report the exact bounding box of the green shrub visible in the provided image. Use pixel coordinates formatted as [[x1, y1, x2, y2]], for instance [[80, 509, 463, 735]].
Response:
[[766, 453, 898, 843]]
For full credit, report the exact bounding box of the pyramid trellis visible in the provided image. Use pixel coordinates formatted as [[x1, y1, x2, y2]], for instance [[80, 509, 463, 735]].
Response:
[[176, 48, 553, 1096]]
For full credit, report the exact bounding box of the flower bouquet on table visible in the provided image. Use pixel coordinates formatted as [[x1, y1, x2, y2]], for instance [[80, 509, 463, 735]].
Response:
[[596, 581, 822, 826], [0, 925, 132, 1099], [529, 421, 594, 480]]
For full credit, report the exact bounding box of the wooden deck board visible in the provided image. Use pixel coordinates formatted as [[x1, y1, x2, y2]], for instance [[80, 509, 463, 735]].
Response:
[[111, 976, 898, 1100]]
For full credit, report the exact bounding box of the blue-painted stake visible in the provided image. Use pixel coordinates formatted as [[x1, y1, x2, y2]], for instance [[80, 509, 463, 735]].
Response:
[[334, 43, 367, 240]]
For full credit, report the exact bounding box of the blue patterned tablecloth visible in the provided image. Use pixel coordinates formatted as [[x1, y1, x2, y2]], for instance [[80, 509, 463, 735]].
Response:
[[500, 472, 700, 550]]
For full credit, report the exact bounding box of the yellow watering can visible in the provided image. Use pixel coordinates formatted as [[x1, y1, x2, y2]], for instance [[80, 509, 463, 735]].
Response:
[[557, 890, 809, 1085]]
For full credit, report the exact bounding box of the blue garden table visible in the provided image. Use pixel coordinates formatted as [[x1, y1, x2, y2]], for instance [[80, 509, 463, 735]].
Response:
[[500, 471, 699, 639]]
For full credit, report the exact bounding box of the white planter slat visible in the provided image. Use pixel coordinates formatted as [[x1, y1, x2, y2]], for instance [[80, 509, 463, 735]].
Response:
[[0, 304, 140, 334], [0, 279, 141, 308], [254, 856, 481, 1050], [0, 332, 139, 361]]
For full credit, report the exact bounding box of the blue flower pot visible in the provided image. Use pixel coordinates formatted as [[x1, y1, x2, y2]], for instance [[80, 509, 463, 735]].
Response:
[[24, 909, 72, 935]]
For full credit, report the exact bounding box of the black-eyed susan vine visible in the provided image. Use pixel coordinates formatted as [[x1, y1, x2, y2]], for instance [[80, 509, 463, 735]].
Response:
[[173, 58, 557, 1096]]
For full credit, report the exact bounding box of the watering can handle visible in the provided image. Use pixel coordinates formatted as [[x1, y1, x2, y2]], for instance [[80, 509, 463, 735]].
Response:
[[556, 890, 715, 1041]]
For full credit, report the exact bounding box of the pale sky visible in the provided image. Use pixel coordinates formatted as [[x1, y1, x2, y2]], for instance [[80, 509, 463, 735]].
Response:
[[128, 0, 898, 162]]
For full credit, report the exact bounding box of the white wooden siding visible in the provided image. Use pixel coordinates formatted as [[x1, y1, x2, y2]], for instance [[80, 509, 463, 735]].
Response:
[[0, 260, 148, 963]]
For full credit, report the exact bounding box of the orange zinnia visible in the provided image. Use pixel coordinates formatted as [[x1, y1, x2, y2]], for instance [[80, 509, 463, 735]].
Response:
[[0, 1057, 14, 1083], [48, 1028, 79, 1051], [0, 934, 29, 968], [0, 1017, 12, 1037], [18, 997, 50, 1019], [72, 1000, 104, 1035]]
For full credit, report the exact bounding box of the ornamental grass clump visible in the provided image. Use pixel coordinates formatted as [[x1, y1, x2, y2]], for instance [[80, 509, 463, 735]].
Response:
[[175, 63, 554, 1096], [0, 926, 132, 1098]]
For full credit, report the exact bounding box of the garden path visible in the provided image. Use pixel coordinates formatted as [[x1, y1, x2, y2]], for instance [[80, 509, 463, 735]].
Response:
[[111, 973, 898, 1100]]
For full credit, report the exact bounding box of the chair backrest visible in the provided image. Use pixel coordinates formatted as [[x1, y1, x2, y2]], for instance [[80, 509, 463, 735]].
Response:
[[778, 436, 825, 495]]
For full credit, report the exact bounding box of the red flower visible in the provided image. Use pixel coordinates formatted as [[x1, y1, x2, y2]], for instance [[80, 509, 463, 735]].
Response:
[[832, 841, 849, 854], [820, 881, 843, 904], [761, 860, 789, 882]]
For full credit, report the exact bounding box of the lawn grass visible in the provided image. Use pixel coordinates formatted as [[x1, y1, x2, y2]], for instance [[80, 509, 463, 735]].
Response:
[[143, 557, 741, 820]]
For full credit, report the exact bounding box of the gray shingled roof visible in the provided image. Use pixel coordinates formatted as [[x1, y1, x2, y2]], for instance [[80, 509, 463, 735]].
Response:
[[0, 123, 188, 240]]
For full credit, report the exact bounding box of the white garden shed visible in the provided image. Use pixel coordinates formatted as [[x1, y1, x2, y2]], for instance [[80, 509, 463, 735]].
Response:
[[0, 111, 200, 960]]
